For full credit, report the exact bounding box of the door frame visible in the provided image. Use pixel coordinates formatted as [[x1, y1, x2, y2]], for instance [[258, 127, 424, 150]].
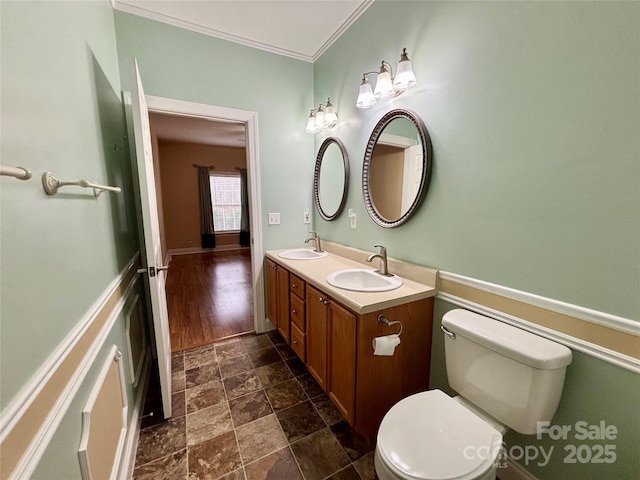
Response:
[[145, 95, 266, 334]]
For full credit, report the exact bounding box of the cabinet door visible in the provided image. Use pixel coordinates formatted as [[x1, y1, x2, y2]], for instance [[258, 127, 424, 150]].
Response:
[[306, 284, 328, 389], [276, 265, 290, 343], [328, 301, 356, 424], [266, 259, 278, 330]]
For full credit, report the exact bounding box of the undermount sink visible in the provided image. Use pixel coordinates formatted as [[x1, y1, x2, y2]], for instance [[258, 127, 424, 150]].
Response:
[[326, 268, 403, 292], [278, 248, 329, 260]]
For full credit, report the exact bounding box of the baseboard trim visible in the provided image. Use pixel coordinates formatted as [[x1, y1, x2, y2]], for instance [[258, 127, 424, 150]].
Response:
[[167, 245, 250, 257], [1, 253, 141, 479], [119, 350, 151, 480]]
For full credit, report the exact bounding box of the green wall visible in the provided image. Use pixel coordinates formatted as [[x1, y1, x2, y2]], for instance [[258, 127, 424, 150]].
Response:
[[113, 11, 316, 252], [1, 0, 139, 409], [312, 2, 639, 479], [313, 1, 640, 320]]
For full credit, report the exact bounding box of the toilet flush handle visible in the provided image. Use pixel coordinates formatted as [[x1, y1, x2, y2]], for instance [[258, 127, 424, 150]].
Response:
[[441, 324, 456, 340]]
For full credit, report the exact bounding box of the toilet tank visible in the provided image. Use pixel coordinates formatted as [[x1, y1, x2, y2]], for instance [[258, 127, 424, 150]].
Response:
[[442, 309, 572, 435]]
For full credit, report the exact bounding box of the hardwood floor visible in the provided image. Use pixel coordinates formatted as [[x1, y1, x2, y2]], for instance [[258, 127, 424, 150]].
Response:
[[166, 249, 254, 352]]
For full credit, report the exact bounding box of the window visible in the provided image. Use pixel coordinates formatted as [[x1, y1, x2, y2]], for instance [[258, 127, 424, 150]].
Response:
[[210, 174, 241, 232]]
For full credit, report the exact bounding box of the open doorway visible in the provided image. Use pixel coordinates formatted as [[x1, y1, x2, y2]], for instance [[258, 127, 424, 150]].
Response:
[[143, 96, 265, 352]]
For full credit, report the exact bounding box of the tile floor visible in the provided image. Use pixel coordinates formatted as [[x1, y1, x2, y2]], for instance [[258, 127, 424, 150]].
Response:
[[133, 331, 378, 480]]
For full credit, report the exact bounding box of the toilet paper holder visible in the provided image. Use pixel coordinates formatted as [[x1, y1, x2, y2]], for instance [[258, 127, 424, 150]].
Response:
[[377, 314, 403, 336]]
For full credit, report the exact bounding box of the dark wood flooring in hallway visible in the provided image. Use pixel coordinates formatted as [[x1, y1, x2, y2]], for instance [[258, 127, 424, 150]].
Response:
[[166, 249, 254, 352]]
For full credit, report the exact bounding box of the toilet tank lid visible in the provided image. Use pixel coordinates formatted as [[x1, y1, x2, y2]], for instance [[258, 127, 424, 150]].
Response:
[[442, 309, 572, 369]]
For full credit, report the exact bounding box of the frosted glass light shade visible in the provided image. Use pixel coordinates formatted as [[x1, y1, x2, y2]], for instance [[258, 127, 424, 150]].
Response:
[[356, 79, 376, 108], [305, 111, 318, 134], [323, 99, 338, 128], [393, 48, 417, 91], [374, 66, 395, 99], [315, 106, 325, 128]]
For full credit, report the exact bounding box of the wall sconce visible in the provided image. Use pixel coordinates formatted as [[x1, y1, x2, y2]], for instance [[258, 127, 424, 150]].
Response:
[[356, 48, 417, 109], [305, 98, 338, 134]]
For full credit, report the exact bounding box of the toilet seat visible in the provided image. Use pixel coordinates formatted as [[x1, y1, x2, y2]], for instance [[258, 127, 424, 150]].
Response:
[[377, 389, 503, 480]]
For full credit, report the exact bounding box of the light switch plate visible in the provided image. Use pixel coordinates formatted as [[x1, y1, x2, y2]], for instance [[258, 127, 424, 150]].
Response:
[[268, 213, 281, 225], [303, 210, 311, 224]]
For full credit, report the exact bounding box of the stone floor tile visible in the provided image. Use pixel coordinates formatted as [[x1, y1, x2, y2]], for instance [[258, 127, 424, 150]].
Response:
[[276, 400, 325, 443], [186, 402, 233, 446], [247, 346, 282, 368], [185, 361, 221, 388], [264, 378, 307, 411], [326, 465, 362, 480], [297, 373, 325, 398], [310, 393, 344, 426], [330, 420, 374, 461], [184, 345, 217, 370], [244, 447, 303, 480], [185, 379, 226, 414], [133, 449, 187, 480], [290, 428, 350, 480], [187, 430, 241, 480], [215, 340, 247, 361], [135, 417, 186, 467], [242, 334, 273, 353], [235, 414, 288, 464], [223, 370, 262, 400], [228, 390, 273, 428], [219, 353, 253, 379], [254, 361, 293, 389], [352, 451, 378, 480]]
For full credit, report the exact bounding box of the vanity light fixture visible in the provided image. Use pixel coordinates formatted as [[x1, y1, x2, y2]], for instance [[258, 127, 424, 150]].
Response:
[[356, 48, 417, 109], [305, 98, 339, 134]]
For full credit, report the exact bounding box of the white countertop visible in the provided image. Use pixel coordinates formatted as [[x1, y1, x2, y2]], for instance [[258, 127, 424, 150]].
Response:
[[266, 248, 437, 314]]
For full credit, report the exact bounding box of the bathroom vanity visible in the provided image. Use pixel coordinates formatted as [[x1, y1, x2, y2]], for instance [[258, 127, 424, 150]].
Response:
[[265, 243, 437, 441]]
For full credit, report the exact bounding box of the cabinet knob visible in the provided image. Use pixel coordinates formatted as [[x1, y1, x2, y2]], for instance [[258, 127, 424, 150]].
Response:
[[271, 265, 277, 270], [292, 340, 299, 345], [292, 309, 298, 314], [292, 284, 297, 289]]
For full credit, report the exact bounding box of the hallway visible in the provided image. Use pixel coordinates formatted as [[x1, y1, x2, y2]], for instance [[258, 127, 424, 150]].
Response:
[[166, 249, 254, 352]]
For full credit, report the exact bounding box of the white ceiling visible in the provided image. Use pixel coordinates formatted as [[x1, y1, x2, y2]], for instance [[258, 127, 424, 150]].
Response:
[[120, 0, 373, 147], [113, 0, 373, 62], [149, 113, 246, 148]]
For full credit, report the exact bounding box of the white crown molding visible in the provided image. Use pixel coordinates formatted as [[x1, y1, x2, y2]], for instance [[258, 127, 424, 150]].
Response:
[[438, 271, 640, 337], [312, 0, 375, 61], [112, 1, 313, 62], [112, 0, 373, 63]]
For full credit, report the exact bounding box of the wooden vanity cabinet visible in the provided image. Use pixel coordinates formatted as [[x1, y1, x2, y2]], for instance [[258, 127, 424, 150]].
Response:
[[266, 259, 290, 343], [305, 284, 329, 390], [267, 257, 433, 442], [289, 273, 306, 361]]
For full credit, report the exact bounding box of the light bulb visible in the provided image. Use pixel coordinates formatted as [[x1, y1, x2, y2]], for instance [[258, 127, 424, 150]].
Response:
[[305, 110, 318, 134]]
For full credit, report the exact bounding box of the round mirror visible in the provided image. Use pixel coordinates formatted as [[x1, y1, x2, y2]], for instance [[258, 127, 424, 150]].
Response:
[[314, 137, 349, 221], [363, 109, 432, 228]]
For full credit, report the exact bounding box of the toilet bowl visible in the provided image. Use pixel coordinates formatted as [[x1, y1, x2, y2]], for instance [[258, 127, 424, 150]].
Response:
[[374, 309, 572, 480], [375, 390, 504, 480]]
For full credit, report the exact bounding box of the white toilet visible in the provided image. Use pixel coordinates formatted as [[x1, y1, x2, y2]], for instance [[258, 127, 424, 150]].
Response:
[[375, 309, 573, 480]]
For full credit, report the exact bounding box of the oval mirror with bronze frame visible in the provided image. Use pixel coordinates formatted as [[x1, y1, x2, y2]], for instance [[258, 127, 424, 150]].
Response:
[[362, 109, 432, 228], [314, 137, 350, 221]]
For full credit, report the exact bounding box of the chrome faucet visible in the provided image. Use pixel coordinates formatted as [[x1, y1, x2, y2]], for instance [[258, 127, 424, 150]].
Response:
[[367, 245, 392, 276], [304, 231, 323, 252]]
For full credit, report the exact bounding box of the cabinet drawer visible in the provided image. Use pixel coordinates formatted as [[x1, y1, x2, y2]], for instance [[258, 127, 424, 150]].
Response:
[[290, 294, 305, 332], [290, 323, 306, 362], [289, 274, 306, 300]]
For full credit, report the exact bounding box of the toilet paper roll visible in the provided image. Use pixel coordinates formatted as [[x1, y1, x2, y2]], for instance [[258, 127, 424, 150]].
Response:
[[372, 334, 401, 356]]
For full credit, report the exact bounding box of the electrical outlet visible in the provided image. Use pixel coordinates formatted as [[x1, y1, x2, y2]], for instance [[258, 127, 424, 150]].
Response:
[[303, 210, 311, 224], [349, 209, 357, 228], [268, 212, 281, 225]]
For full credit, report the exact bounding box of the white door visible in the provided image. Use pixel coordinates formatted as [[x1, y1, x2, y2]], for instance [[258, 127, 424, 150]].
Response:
[[128, 61, 172, 418], [401, 144, 424, 214]]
